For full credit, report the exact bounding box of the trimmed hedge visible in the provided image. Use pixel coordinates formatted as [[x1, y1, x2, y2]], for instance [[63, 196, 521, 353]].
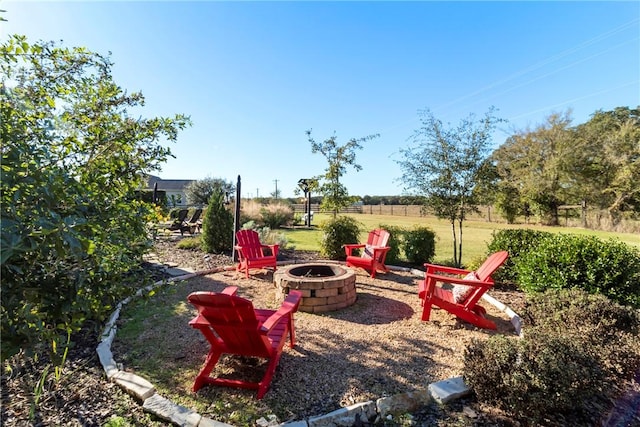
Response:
[[515, 234, 640, 308], [486, 229, 552, 283], [402, 226, 436, 265], [320, 215, 361, 260]]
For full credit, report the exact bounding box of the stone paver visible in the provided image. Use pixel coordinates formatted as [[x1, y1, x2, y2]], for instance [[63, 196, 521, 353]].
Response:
[[112, 371, 156, 401], [307, 401, 377, 427], [428, 376, 471, 404]]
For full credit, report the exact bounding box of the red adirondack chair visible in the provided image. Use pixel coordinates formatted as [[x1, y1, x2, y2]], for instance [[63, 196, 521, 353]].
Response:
[[343, 228, 391, 278], [418, 251, 509, 330], [187, 286, 302, 399], [235, 229, 279, 278]]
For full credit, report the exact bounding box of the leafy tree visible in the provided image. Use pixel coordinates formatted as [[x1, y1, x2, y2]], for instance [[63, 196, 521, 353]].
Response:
[[200, 190, 234, 253], [185, 176, 234, 206], [494, 182, 522, 224], [397, 107, 504, 266], [1, 35, 190, 363], [306, 129, 379, 217], [573, 107, 640, 222], [491, 111, 576, 225]]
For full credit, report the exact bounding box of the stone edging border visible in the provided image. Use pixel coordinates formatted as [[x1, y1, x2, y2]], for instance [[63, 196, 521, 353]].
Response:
[[96, 262, 523, 427]]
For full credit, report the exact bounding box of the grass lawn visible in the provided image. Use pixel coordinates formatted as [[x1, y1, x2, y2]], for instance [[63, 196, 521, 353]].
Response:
[[282, 213, 640, 266]]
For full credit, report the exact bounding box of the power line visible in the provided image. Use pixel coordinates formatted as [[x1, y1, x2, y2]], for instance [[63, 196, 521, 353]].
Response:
[[432, 19, 639, 115], [376, 18, 639, 135], [506, 80, 638, 122]]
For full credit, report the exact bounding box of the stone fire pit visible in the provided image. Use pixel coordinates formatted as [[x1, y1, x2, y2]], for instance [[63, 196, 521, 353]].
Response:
[[273, 263, 357, 313]]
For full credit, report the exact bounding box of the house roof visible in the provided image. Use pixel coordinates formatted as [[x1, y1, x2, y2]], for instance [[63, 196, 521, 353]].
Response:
[[146, 175, 194, 191]]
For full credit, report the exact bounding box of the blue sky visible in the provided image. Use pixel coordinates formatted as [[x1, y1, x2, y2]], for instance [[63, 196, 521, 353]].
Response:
[[2, 1, 639, 198]]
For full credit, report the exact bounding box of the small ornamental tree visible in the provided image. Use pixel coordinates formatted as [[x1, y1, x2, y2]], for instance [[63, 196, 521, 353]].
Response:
[[397, 107, 504, 267], [306, 129, 379, 217], [201, 191, 234, 253]]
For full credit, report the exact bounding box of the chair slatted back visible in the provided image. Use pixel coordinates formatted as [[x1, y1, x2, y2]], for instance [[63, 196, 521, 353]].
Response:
[[363, 229, 390, 261], [187, 208, 202, 224], [188, 291, 272, 358], [176, 209, 189, 222], [236, 230, 266, 260], [474, 251, 509, 281]]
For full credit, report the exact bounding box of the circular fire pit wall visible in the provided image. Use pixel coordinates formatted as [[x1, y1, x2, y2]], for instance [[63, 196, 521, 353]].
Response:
[[274, 264, 357, 313]]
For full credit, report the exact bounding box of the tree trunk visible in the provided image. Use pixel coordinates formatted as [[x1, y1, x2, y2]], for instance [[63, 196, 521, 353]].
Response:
[[451, 220, 458, 266], [457, 217, 463, 267]]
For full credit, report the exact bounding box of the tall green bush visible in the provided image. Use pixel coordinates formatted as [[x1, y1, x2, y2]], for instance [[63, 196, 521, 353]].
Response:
[[486, 229, 553, 283], [320, 216, 361, 260], [402, 226, 436, 265], [1, 36, 189, 364], [377, 224, 403, 265], [515, 234, 640, 307], [201, 191, 234, 254]]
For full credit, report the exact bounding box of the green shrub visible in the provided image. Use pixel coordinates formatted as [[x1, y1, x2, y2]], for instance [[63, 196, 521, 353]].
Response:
[[402, 226, 436, 265], [260, 202, 294, 229], [464, 331, 605, 423], [486, 229, 552, 283], [320, 216, 361, 260], [377, 224, 403, 265], [464, 288, 640, 424], [176, 237, 201, 250], [515, 234, 640, 307], [200, 191, 234, 254], [523, 288, 640, 379]]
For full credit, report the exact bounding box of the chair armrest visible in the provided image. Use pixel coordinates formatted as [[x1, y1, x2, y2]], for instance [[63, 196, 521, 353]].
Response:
[[260, 291, 302, 333], [372, 246, 391, 254], [343, 244, 365, 256], [425, 272, 493, 288], [222, 286, 238, 296], [424, 263, 470, 276], [261, 244, 279, 257], [188, 314, 209, 327]]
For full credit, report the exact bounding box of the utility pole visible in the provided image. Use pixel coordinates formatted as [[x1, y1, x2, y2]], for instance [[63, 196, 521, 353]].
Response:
[[232, 175, 241, 262]]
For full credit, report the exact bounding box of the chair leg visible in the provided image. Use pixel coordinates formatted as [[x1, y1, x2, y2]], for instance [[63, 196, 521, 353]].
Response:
[[256, 356, 280, 399], [421, 300, 433, 321], [456, 308, 497, 330], [193, 349, 222, 392], [287, 317, 296, 348]]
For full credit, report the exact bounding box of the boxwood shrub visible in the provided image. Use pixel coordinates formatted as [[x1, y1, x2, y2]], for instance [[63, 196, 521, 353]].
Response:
[[377, 223, 404, 265], [524, 288, 640, 379], [320, 215, 361, 260], [486, 229, 553, 284], [515, 233, 640, 308], [402, 226, 436, 265]]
